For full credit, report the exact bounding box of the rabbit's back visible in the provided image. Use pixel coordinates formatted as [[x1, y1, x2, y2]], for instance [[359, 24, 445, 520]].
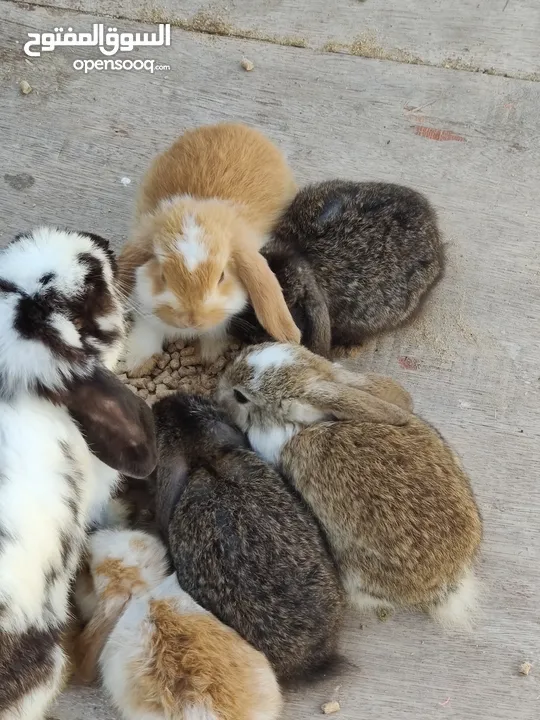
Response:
[[280, 417, 482, 607], [101, 580, 282, 720], [136, 123, 296, 234], [0, 398, 91, 714], [167, 448, 344, 678], [275, 181, 444, 343]]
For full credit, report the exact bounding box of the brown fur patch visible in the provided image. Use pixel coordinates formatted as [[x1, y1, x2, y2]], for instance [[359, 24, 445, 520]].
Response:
[[76, 601, 128, 684], [128, 601, 275, 720], [59, 614, 83, 689], [94, 558, 147, 599], [135, 123, 296, 234]]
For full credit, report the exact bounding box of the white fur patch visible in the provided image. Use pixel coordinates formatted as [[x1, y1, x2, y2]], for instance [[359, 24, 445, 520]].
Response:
[[247, 345, 295, 379], [0, 396, 97, 633], [176, 216, 207, 272], [183, 707, 220, 720], [123, 315, 166, 372], [429, 568, 480, 630], [248, 423, 298, 466], [50, 314, 82, 348]]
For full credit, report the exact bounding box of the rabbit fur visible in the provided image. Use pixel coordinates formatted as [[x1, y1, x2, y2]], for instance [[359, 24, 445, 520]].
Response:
[[218, 343, 483, 628], [118, 123, 300, 371], [74, 529, 282, 720], [229, 180, 444, 356], [0, 228, 156, 719], [152, 392, 345, 680]]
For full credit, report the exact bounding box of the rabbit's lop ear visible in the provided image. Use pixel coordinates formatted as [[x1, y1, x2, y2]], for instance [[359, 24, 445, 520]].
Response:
[[298, 380, 410, 425], [332, 366, 414, 413], [301, 274, 332, 357], [63, 367, 157, 478], [155, 453, 189, 535], [232, 236, 301, 345]]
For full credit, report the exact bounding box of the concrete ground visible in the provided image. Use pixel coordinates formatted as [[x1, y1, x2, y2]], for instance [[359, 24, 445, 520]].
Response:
[[1, 1, 539, 718]]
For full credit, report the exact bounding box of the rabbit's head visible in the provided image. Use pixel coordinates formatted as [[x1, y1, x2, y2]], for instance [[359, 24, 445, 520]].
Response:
[[0, 227, 124, 396], [0, 227, 157, 479], [218, 343, 412, 459]]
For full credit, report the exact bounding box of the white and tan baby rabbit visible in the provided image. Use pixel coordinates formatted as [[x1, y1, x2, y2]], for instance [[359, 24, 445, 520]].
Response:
[[75, 529, 282, 720], [119, 123, 300, 371]]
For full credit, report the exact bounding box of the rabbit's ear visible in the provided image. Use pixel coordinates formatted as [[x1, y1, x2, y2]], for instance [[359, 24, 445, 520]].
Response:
[[293, 380, 410, 425], [155, 453, 189, 535], [62, 367, 157, 478], [76, 598, 128, 684], [332, 366, 414, 413], [232, 236, 301, 344], [301, 272, 332, 357]]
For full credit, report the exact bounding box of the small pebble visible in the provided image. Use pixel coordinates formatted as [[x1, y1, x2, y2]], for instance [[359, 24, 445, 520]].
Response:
[[321, 701, 340, 714], [120, 177, 131, 185], [20, 80, 33, 95], [519, 661, 532, 676], [241, 57, 255, 71]]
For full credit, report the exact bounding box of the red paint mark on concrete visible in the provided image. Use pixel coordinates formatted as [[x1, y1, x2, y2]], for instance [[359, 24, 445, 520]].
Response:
[[398, 356, 420, 370], [414, 125, 466, 142]]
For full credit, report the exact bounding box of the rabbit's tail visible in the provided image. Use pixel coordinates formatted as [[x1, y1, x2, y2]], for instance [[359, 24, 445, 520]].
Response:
[[428, 568, 480, 630]]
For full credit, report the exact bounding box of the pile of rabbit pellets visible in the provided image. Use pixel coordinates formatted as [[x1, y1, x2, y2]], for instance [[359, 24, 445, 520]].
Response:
[[117, 339, 243, 403]]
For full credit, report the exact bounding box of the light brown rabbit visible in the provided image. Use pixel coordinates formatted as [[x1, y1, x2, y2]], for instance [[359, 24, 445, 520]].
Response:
[[119, 123, 300, 371], [74, 529, 282, 720], [218, 343, 483, 628]]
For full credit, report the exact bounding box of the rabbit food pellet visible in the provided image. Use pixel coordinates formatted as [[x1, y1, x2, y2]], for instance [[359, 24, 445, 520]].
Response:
[[118, 339, 243, 405]]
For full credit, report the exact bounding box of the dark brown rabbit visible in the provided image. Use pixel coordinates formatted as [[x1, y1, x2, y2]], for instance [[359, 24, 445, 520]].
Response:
[[229, 180, 445, 356], [152, 392, 345, 680]]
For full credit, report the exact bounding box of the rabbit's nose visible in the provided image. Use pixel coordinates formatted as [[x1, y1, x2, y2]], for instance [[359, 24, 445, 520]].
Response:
[[15, 295, 52, 336]]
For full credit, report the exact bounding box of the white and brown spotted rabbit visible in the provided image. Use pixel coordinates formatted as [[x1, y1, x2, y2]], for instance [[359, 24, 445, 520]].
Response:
[[0, 227, 156, 720]]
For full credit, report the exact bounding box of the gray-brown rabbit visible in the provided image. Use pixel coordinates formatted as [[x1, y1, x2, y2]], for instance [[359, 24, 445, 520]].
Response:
[[152, 392, 345, 680], [229, 180, 444, 356], [218, 343, 483, 628]]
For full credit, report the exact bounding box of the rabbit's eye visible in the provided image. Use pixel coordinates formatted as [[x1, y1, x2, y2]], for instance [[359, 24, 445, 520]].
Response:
[[218, 271, 225, 284], [233, 389, 249, 404]]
